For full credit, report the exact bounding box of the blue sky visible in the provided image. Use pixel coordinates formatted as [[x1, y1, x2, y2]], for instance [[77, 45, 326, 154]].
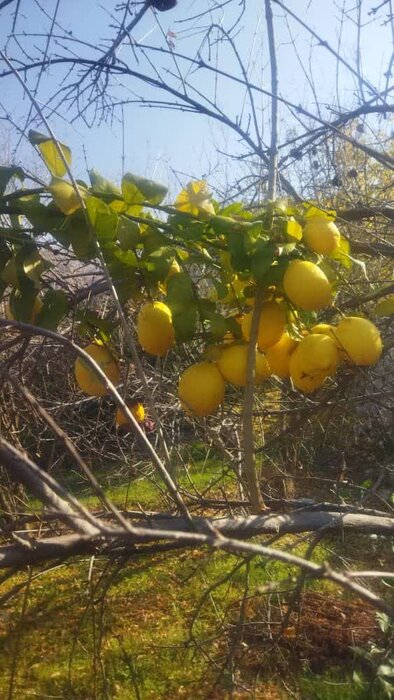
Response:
[[0, 0, 392, 197]]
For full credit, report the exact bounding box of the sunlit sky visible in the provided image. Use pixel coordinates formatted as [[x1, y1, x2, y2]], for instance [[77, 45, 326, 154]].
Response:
[[0, 0, 392, 196]]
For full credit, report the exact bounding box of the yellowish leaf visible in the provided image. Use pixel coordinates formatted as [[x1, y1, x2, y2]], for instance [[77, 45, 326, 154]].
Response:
[[304, 204, 336, 221], [330, 236, 352, 269], [49, 178, 87, 215], [374, 296, 394, 316], [38, 139, 71, 177], [175, 180, 215, 216], [286, 219, 303, 241]]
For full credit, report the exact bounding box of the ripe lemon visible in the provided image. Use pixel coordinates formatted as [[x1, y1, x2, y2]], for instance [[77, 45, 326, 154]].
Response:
[[75, 343, 120, 396], [296, 334, 339, 375], [265, 332, 298, 378], [303, 218, 340, 254], [178, 361, 225, 416], [217, 343, 271, 387], [241, 301, 286, 350], [335, 316, 382, 366], [283, 260, 332, 311], [289, 348, 329, 393], [6, 296, 43, 323], [137, 301, 175, 356], [116, 401, 145, 428], [310, 323, 335, 337]]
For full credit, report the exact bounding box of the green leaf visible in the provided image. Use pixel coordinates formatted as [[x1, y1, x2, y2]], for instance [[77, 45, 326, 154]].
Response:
[[63, 212, 95, 260], [142, 230, 167, 254], [204, 312, 228, 339], [10, 193, 54, 234], [166, 272, 194, 311], [104, 247, 138, 301], [376, 613, 390, 634], [86, 196, 118, 246], [352, 670, 364, 687], [75, 308, 119, 335], [166, 271, 197, 341], [143, 245, 175, 281], [210, 215, 251, 235], [377, 665, 394, 678], [251, 244, 276, 283], [227, 231, 250, 272], [0, 165, 25, 197], [243, 222, 269, 255], [120, 178, 144, 215], [0, 241, 12, 277], [117, 217, 142, 250], [29, 130, 71, 177], [122, 172, 167, 206], [89, 168, 121, 196], [218, 202, 253, 219], [8, 288, 38, 322], [35, 290, 68, 330], [374, 295, 394, 317], [173, 305, 198, 342], [261, 257, 288, 287]]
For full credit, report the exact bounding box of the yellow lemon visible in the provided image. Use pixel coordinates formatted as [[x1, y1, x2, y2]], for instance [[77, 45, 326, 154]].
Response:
[[289, 348, 329, 393], [178, 362, 225, 416], [217, 344, 271, 387], [115, 401, 145, 428], [310, 323, 335, 336], [303, 218, 341, 254], [137, 301, 175, 356], [241, 301, 287, 350], [265, 332, 298, 378], [283, 260, 332, 311], [335, 316, 382, 366], [296, 333, 339, 375], [310, 322, 346, 354], [75, 344, 120, 396]]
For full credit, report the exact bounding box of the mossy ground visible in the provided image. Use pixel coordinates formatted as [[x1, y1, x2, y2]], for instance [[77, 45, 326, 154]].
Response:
[[0, 447, 390, 699]]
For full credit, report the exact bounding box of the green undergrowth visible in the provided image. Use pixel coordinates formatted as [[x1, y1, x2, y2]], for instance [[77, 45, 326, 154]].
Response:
[[0, 546, 372, 700], [27, 441, 235, 513], [0, 445, 389, 698]]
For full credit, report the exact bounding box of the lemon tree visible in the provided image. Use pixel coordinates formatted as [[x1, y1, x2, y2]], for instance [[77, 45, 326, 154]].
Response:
[[0, 137, 386, 406], [0, 134, 388, 512]]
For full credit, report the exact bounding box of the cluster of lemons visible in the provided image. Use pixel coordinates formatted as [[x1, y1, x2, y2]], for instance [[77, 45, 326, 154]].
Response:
[[177, 310, 382, 417], [73, 216, 383, 420]]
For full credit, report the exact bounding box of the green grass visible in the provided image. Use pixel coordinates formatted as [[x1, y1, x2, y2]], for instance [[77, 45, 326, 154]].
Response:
[[0, 446, 388, 699]]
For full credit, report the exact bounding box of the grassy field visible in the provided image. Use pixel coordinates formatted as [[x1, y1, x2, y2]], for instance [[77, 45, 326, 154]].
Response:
[[0, 448, 390, 699]]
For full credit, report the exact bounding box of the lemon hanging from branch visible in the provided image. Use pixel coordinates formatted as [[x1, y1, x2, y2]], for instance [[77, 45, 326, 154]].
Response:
[[178, 362, 225, 417], [302, 218, 341, 255], [137, 301, 175, 356], [75, 343, 120, 397], [283, 260, 333, 311]]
